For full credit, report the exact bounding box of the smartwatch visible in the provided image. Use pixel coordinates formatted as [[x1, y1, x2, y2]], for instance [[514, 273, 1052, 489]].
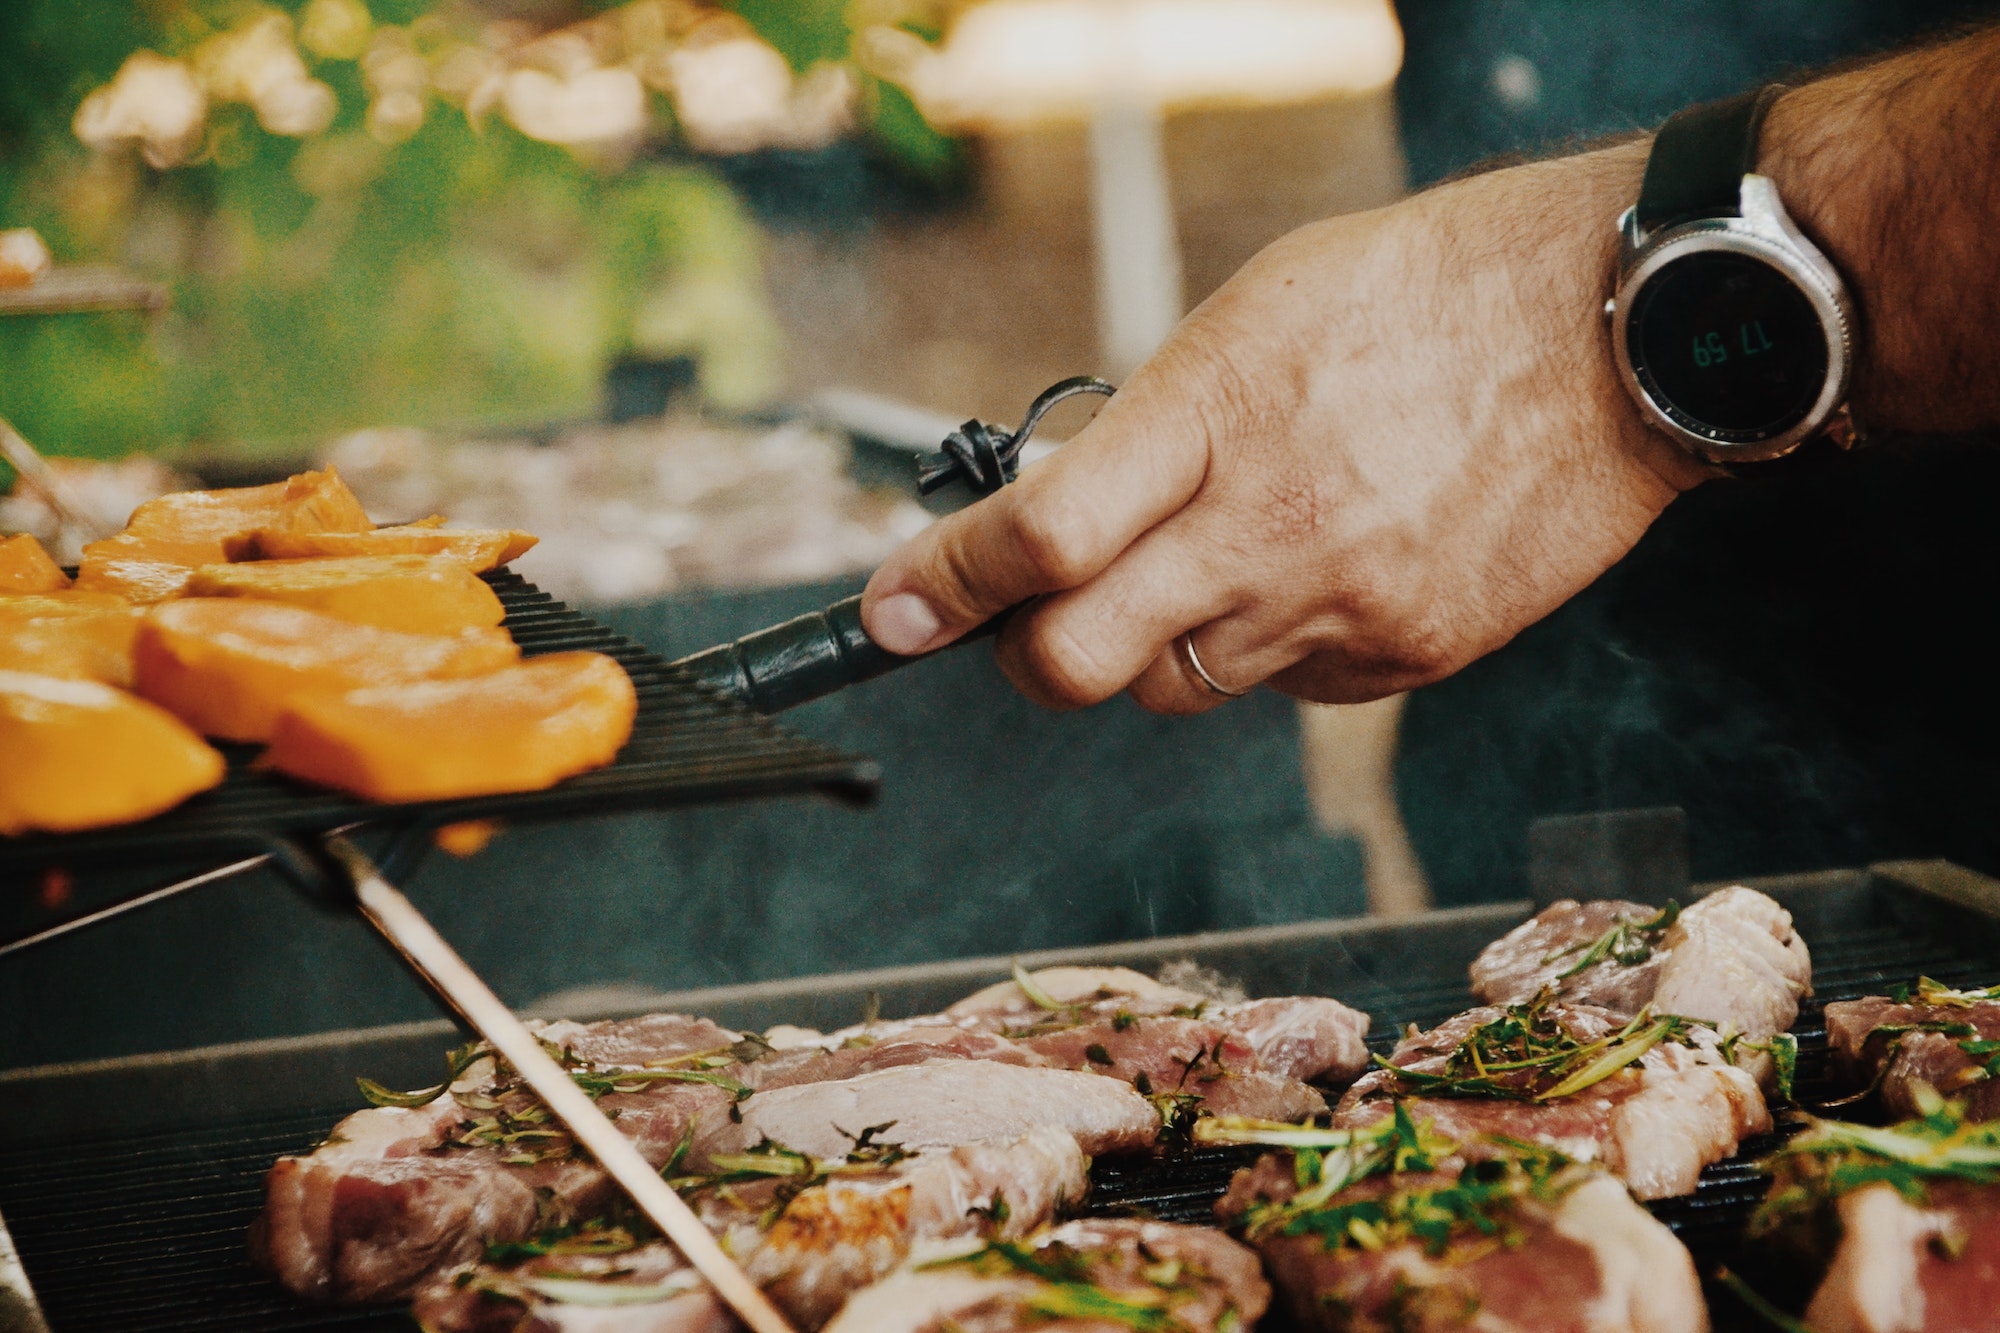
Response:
[[1607, 86, 1860, 468]]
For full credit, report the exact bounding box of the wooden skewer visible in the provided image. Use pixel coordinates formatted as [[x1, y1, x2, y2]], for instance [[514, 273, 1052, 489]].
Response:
[[324, 837, 799, 1333], [0, 417, 112, 541]]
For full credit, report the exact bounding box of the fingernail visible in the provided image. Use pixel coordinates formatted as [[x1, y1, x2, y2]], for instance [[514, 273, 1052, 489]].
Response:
[[869, 593, 944, 655]]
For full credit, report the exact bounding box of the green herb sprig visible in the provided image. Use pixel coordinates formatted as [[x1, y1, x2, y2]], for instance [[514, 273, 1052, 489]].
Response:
[[1752, 1086, 2000, 1239], [1541, 902, 1680, 980], [1368, 993, 1692, 1103]]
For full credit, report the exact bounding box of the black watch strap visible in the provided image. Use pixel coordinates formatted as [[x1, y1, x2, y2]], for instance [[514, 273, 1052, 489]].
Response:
[[1636, 85, 1787, 233]]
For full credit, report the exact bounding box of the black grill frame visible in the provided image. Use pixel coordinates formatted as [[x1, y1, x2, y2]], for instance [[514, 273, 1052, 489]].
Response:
[[4, 862, 1999, 1331], [0, 571, 879, 882]]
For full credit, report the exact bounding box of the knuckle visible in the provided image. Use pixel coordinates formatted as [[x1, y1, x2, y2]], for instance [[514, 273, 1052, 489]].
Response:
[[1003, 495, 1095, 589], [1018, 623, 1120, 709]]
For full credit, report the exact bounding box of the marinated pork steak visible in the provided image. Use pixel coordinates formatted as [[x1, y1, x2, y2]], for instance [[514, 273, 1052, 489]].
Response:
[[769, 965, 1370, 1123], [1752, 1098, 2000, 1333], [414, 1127, 1089, 1332], [942, 965, 1372, 1085], [1216, 1145, 1706, 1333], [412, 1243, 733, 1333], [1334, 999, 1770, 1199], [256, 1015, 747, 1303], [818, 1218, 1271, 1333], [693, 1061, 1161, 1165], [1824, 980, 2000, 1121], [1472, 887, 1811, 1041]]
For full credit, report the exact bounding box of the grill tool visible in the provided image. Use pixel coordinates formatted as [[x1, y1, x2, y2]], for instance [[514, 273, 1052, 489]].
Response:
[[0, 379, 1113, 1332]]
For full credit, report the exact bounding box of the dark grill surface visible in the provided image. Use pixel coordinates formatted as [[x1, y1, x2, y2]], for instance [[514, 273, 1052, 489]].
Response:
[[3, 914, 1995, 1331], [0, 571, 878, 876]]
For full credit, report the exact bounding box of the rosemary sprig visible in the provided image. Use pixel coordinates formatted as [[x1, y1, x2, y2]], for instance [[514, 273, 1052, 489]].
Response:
[[1752, 1086, 2000, 1238], [1202, 1104, 1454, 1232], [1368, 994, 1693, 1103], [356, 1040, 489, 1109], [922, 1239, 1215, 1333], [1253, 1138, 1581, 1256], [1887, 976, 2000, 1007], [1541, 902, 1680, 979]]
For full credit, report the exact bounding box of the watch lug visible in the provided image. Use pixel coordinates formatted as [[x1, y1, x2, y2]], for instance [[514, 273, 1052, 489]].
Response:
[[1738, 173, 1843, 291], [1616, 205, 1644, 268]]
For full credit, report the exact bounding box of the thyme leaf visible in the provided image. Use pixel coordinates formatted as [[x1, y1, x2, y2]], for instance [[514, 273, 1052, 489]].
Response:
[[1203, 1103, 1453, 1228]]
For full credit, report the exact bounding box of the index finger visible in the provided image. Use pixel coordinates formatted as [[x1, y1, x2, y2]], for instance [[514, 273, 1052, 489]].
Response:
[[860, 387, 1211, 656]]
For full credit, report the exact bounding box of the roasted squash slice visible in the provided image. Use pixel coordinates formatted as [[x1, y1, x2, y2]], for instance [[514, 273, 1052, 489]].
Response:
[[183, 555, 506, 634], [0, 670, 226, 836], [263, 652, 636, 803], [0, 533, 69, 592], [136, 599, 520, 742], [226, 522, 538, 570], [76, 468, 373, 603], [0, 592, 142, 686]]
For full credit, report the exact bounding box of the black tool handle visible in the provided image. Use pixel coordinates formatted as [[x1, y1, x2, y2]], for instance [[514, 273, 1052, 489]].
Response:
[[673, 596, 1003, 714], [674, 378, 1113, 714]]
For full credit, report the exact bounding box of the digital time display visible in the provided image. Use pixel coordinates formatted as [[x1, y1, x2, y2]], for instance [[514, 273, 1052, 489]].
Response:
[[1628, 251, 1828, 442]]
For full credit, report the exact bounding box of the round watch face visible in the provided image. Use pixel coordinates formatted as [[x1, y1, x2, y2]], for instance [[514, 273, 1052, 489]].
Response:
[[1626, 250, 1830, 444]]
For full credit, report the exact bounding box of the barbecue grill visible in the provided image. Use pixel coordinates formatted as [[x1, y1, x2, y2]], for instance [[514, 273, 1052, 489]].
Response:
[[4, 858, 1999, 1331]]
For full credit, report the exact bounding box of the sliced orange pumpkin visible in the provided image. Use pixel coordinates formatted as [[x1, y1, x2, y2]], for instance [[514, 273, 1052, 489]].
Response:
[[0, 533, 69, 592], [77, 469, 374, 604], [0, 592, 142, 686], [122, 467, 372, 542], [224, 522, 539, 571], [183, 555, 506, 635], [0, 670, 226, 836], [72, 533, 220, 603], [136, 599, 520, 742], [263, 652, 636, 803]]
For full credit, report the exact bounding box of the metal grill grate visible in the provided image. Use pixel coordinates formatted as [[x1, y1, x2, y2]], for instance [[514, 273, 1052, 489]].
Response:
[[0, 571, 879, 878], [3, 909, 1996, 1331]]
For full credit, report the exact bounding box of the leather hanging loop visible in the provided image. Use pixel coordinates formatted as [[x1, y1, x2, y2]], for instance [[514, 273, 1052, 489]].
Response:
[[917, 376, 1116, 496]]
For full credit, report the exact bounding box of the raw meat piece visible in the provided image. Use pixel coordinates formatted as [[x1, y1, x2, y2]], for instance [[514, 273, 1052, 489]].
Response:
[[255, 1014, 746, 1303], [694, 1061, 1161, 1165], [1217, 1146, 1706, 1333], [820, 1218, 1270, 1333], [411, 1242, 732, 1333], [1335, 1001, 1769, 1200], [1472, 887, 1811, 1042], [413, 1127, 1089, 1332], [1753, 1098, 2000, 1333], [1824, 984, 2000, 1121]]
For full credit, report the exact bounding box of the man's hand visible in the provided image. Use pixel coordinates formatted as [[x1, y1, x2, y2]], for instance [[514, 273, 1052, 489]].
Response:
[[861, 27, 1999, 713], [862, 141, 1701, 711]]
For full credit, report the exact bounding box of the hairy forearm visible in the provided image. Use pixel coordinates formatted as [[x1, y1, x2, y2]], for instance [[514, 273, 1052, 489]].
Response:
[[1763, 24, 2000, 431]]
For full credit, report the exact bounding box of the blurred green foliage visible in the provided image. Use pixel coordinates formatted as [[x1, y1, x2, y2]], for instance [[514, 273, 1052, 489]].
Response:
[[0, 0, 951, 463]]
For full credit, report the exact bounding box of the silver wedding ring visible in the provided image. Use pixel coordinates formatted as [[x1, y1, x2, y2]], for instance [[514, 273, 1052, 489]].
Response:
[[1181, 631, 1248, 698]]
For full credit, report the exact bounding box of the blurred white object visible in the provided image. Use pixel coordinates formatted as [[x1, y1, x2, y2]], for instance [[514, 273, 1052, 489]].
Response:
[[0, 230, 51, 289], [875, 0, 1405, 378], [324, 415, 932, 605], [72, 52, 208, 168]]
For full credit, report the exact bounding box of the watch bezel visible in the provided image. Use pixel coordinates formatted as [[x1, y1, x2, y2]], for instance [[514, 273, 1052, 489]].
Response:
[[1610, 176, 1855, 465]]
